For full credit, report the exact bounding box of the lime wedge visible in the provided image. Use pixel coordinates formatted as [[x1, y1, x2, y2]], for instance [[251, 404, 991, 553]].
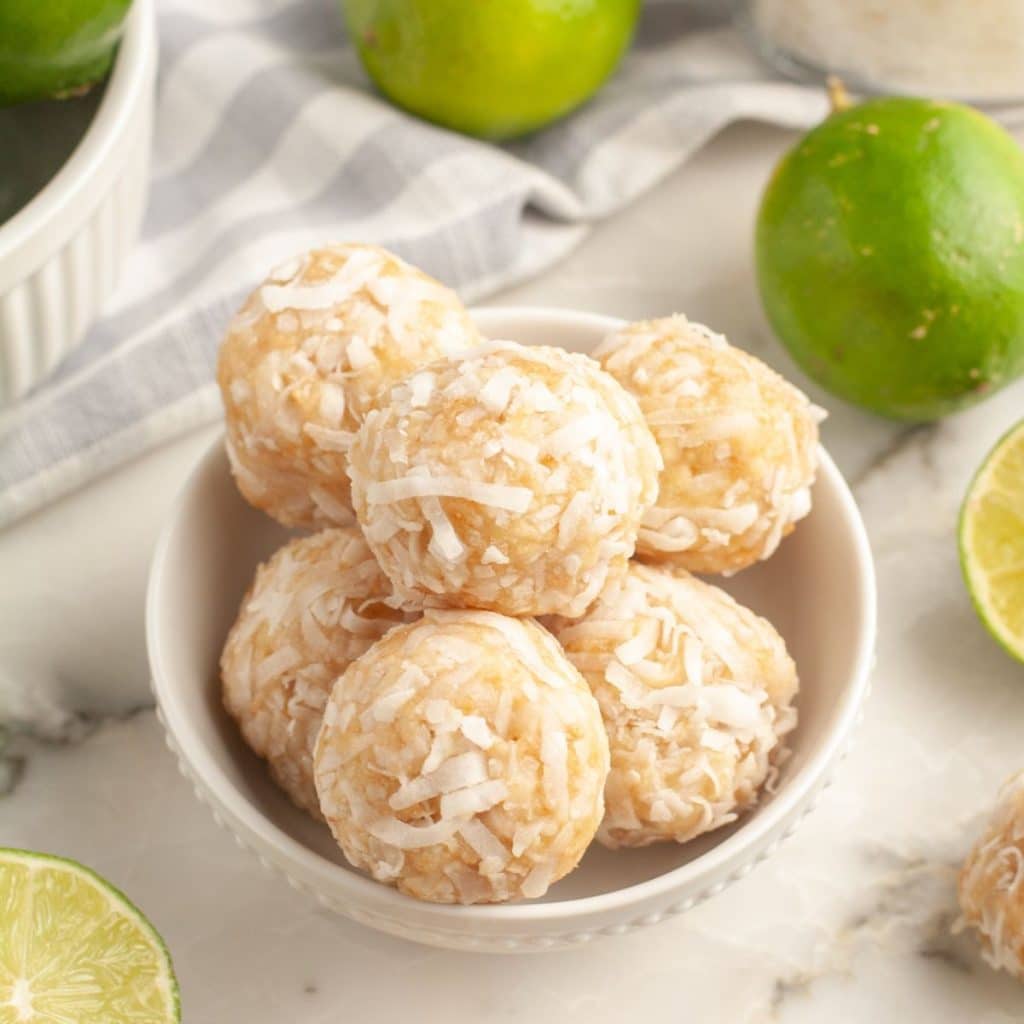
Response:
[[960, 419, 1024, 664], [0, 849, 179, 1023]]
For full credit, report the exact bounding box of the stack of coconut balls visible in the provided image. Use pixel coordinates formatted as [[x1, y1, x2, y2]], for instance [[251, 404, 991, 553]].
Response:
[[217, 243, 823, 905]]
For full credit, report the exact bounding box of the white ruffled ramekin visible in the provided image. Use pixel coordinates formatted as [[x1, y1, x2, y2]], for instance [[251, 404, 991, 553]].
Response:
[[0, 0, 155, 405]]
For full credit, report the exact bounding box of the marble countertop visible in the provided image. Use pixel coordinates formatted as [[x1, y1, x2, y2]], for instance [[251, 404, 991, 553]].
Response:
[[4, 119, 1024, 1023]]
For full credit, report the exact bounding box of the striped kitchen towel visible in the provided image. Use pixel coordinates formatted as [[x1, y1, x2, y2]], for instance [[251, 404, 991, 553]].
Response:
[[0, 0, 828, 527]]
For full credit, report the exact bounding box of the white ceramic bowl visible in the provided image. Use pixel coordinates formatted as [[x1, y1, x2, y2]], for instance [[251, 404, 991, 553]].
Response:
[[0, 0, 155, 404], [147, 307, 876, 953]]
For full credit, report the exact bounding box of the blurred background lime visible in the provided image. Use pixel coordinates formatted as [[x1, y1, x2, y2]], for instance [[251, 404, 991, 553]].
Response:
[[756, 95, 1024, 421], [342, 0, 640, 140], [0, 0, 132, 106]]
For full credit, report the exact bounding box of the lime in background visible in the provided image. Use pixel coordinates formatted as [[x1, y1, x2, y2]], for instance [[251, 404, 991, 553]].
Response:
[[0, 0, 132, 105], [343, 0, 640, 140]]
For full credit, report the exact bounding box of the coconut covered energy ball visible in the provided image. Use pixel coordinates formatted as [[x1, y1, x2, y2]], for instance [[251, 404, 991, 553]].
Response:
[[218, 243, 480, 528], [313, 610, 609, 904], [547, 561, 798, 849], [594, 315, 823, 575], [349, 340, 662, 617], [958, 771, 1024, 978], [221, 527, 418, 817]]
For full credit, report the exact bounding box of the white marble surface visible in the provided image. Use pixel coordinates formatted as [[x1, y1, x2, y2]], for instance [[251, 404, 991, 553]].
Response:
[[3, 119, 1024, 1022]]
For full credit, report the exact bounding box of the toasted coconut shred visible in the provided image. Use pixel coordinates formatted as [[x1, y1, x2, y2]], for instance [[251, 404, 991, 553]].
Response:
[[220, 527, 419, 817], [546, 561, 798, 849], [312, 611, 610, 904], [347, 340, 662, 617], [958, 771, 1024, 978], [217, 243, 480, 529], [594, 315, 824, 575]]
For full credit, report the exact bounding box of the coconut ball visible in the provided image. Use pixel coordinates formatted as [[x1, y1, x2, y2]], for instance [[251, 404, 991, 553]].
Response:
[[313, 610, 609, 904], [220, 527, 418, 817], [218, 243, 480, 529], [958, 771, 1024, 978], [348, 340, 662, 618], [594, 315, 823, 575], [547, 561, 798, 849]]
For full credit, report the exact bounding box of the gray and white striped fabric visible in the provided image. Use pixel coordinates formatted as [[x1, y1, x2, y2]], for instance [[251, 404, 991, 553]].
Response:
[[0, 0, 829, 527]]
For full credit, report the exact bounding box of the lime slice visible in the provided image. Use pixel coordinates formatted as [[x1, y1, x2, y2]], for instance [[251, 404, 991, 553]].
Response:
[[960, 419, 1024, 664], [0, 849, 179, 1023]]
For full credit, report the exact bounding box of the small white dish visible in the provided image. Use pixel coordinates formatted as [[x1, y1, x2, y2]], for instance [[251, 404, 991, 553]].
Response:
[[147, 306, 876, 953], [0, 0, 155, 404]]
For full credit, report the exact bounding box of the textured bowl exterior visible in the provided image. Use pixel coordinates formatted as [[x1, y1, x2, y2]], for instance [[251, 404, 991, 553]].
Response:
[[155, 698, 868, 952], [147, 307, 877, 953], [0, 0, 155, 405]]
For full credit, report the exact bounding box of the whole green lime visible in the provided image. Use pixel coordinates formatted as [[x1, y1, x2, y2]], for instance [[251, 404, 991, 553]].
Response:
[[756, 96, 1024, 421], [0, 0, 132, 106], [342, 0, 639, 141]]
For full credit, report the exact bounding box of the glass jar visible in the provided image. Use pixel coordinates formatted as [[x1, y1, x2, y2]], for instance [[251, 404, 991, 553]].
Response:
[[738, 0, 1024, 105]]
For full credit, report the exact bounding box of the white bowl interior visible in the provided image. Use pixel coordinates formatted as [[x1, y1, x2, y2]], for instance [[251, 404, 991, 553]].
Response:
[[149, 308, 874, 910]]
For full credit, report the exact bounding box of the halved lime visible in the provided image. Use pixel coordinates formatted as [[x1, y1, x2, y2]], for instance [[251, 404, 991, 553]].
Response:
[[0, 849, 179, 1023], [960, 419, 1024, 664]]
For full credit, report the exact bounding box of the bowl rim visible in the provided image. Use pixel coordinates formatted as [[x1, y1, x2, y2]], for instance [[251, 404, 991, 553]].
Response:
[[147, 305, 877, 924], [0, 0, 154, 260]]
